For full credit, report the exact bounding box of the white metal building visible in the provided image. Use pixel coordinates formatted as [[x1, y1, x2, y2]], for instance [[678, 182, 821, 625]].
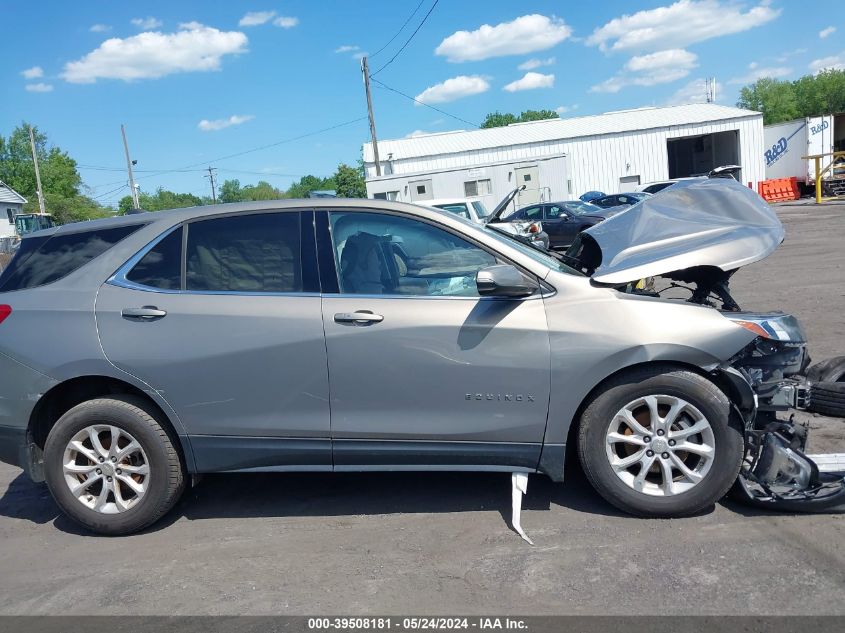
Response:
[[0, 180, 27, 239], [363, 103, 765, 209]]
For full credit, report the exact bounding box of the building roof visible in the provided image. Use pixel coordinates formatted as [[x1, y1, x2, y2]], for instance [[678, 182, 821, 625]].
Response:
[[363, 103, 761, 163], [0, 180, 27, 205]]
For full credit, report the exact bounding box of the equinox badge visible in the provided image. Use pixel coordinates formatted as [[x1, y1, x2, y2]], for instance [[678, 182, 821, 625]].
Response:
[[466, 393, 535, 402]]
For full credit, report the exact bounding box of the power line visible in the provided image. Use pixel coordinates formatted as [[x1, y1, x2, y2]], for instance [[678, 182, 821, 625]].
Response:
[[172, 116, 369, 171], [370, 0, 439, 76], [92, 184, 128, 201], [369, 76, 479, 129], [82, 116, 367, 191], [369, 0, 426, 59]]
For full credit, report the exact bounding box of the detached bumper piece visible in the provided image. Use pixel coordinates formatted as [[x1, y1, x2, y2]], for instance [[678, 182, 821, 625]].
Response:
[[736, 420, 845, 511]]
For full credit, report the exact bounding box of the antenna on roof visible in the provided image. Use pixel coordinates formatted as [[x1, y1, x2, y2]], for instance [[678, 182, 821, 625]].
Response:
[[705, 77, 717, 103]]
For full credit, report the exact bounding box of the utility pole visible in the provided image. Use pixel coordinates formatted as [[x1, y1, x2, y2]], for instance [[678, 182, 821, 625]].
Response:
[[28, 126, 47, 215], [121, 124, 141, 209], [361, 56, 382, 177], [205, 167, 218, 203]]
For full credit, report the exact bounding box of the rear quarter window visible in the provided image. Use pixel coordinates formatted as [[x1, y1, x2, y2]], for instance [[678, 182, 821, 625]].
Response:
[[0, 224, 143, 292]]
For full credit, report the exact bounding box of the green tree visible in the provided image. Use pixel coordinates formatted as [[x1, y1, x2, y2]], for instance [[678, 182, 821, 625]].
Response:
[[0, 122, 111, 224], [118, 188, 203, 213], [481, 112, 519, 128], [219, 178, 246, 203], [333, 162, 366, 198], [737, 70, 845, 125], [242, 180, 282, 200], [737, 78, 799, 124], [480, 109, 559, 129], [285, 174, 335, 198]]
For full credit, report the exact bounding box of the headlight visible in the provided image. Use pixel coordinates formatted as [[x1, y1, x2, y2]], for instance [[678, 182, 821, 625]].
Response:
[[724, 313, 805, 343]]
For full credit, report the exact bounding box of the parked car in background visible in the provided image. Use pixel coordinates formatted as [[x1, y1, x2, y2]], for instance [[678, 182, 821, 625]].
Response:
[[591, 192, 651, 208], [579, 191, 605, 202], [506, 200, 624, 250], [429, 188, 549, 250], [638, 165, 743, 194]]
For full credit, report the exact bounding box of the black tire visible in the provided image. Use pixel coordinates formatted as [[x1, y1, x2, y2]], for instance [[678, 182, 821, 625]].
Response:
[[808, 381, 845, 417], [577, 366, 744, 518], [44, 396, 185, 535], [806, 356, 845, 383]]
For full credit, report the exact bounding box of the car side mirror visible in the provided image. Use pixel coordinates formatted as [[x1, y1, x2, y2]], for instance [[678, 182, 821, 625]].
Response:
[[476, 265, 537, 298]]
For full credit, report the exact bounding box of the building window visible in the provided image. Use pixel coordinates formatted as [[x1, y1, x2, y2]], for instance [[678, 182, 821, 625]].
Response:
[[463, 179, 492, 197], [373, 191, 399, 201], [416, 184, 427, 195]]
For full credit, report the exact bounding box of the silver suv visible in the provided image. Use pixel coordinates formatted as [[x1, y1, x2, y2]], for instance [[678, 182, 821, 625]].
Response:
[[0, 179, 839, 534]]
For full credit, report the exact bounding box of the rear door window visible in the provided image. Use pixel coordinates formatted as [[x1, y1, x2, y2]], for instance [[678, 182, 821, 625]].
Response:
[[186, 212, 302, 293], [0, 224, 142, 292], [126, 227, 183, 290]]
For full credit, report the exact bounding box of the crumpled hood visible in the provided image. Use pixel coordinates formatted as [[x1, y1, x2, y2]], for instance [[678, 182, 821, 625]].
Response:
[[581, 178, 784, 284]]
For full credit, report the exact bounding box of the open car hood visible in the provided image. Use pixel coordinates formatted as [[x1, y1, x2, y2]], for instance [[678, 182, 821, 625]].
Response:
[[580, 178, 784, 284]]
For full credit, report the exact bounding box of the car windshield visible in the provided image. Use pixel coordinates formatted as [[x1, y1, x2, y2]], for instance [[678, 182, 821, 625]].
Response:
[[561, 200, 601, 215], [471, 201, 491, 219]]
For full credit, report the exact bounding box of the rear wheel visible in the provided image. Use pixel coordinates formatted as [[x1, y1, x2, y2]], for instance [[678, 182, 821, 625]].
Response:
[[44, 396, 185, 535], [577, 367, 744, 517]]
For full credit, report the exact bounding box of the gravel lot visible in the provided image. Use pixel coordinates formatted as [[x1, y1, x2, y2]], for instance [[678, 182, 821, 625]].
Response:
[[0, 202, 843, 616]]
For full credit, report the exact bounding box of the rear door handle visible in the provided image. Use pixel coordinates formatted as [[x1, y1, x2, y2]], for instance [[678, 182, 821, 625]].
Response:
[[121, 306, 167, 321], [334, 311, 384, 325]]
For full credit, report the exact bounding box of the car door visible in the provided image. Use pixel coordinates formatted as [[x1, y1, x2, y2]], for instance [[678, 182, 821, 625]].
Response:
[[542, 204, 571, 247], [95, 209, 332, 472], [317, 209, 551, 471]]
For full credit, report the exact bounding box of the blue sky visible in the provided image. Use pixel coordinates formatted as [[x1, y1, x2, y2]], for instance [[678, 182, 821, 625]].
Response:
[[2, 0, 841, 206]]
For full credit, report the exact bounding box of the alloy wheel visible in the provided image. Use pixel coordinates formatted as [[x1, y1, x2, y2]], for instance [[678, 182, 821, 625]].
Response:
[[604, 394, 715, 497], [62, 424, 150, 514]]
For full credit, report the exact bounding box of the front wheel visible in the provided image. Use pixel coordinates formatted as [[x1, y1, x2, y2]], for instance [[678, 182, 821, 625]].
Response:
[[44, 396, 186, 535], [577, 367, 744, 517]]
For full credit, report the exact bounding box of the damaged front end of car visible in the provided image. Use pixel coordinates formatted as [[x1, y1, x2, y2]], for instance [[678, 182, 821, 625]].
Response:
[[564, 178, 845, 511], [720, 312, 845, 511]]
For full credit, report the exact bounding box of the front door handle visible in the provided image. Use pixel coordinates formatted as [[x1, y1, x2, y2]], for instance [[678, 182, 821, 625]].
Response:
[[334, 311, 384, 325], [121, 306, 167, 321]]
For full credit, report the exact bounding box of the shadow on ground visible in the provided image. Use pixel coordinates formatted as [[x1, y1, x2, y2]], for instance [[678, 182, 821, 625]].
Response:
[[0, 465, 637, 535], [4, 463, 839, 537]]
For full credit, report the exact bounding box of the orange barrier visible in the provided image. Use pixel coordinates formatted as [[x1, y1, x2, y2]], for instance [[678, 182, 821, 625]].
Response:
[[757, 177, 800, 202]]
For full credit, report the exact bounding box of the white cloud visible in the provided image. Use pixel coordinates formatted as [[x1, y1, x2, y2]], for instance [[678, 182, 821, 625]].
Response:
[[90, 24, 111, 33], [665, 78, 722, 105], [274, 16, 299, 28], [776, 48, 806, 62], [809, 52, 845, 73], [131, 17, 163, 30], [335, 45, 360, 53], [503, 71, 555, 92], [819, 26, 836, 39], [414, 75, 490, 104], [61, 24, 248, 83], [21, 66, 43, 79], [239, 11, 275, 27], [436, 14, 572, 62], [518, 57, 555, 71], [728, 62, 792, 84], [588, 1, 780, 53], [405, 130, 432, 138], [25, 83, 53, 93], [591, 48, 698, 93], [198, 114, 255, 131], [555, 104, 578, 115]]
